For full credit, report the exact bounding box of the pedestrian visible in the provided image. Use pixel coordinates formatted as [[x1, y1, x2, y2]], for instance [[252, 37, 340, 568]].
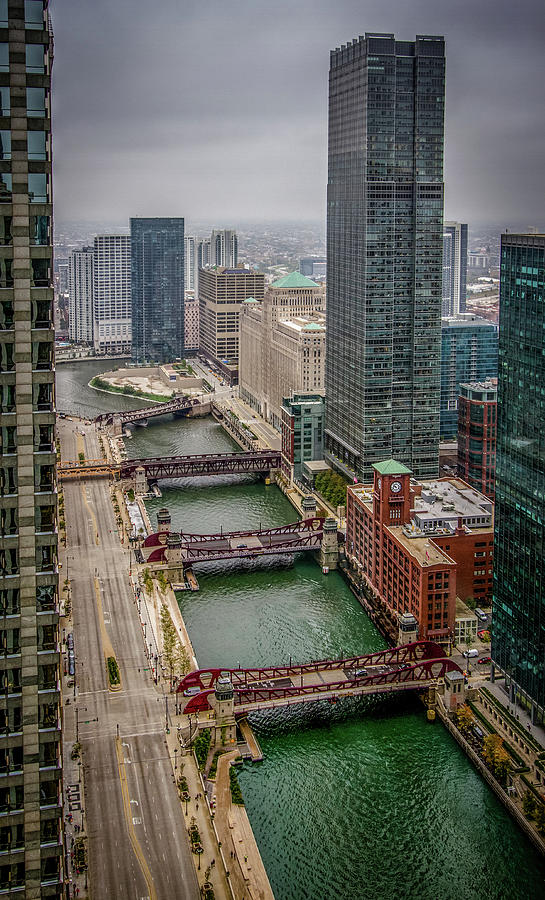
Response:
[[211, 859, 215, 867], [196, 803, 199, 811]]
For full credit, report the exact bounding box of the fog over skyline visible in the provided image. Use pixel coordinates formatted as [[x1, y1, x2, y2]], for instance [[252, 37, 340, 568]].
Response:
[[52, 0, 545, 229]]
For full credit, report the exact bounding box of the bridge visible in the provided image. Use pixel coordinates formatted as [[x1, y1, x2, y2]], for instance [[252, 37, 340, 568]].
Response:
[[142, 517, 325, 566], [176, 642, 462, 715], [58, 459, 115, 480], [120, 450, 282, 483], [95, 395, 206, 427]]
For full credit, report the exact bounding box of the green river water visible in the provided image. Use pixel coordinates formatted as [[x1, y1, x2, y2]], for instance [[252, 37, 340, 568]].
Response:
[[57, 364, 545, 900]]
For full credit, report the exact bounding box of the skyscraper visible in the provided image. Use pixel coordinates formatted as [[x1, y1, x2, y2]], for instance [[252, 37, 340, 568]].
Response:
[[210, 229, 238, 268], [0, 2, 64, 893], [68, 246, 93, 344], [440, 313, 498, 440], [130, 218, 185, 364], [184, 235, 196, 292], [492, 233, 545, 723], [198, 267, 264, 380], [442, 221, 468, 316], [93, 235, 131, 355], [325, 33, 445, 482]]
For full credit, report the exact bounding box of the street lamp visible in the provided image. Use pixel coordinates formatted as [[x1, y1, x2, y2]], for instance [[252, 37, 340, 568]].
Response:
[[174, 747, 178, 770]]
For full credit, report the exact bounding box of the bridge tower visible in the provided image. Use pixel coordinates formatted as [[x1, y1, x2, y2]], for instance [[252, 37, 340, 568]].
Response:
[[320, 518, 339, 571], [157, 508, 171, 534], [210, 678, 237, 748], [301, 496, 317, 518], [398, 612, 418, 645], [133, 466, 148, 495]]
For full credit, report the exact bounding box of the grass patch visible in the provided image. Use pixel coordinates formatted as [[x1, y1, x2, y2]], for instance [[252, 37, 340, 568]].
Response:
[[229, 765, 244, 805], [90, 375, 173, 404], [208, 750, 222, 780], [107, 656, 120, 686]]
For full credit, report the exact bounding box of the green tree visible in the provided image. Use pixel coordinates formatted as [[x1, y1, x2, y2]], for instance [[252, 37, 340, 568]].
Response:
[[523, 789, 537, 819], [455, 704, 474, 733]]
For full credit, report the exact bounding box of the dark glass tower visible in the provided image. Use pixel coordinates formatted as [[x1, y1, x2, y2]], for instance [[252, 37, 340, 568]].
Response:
[[492, 233, 545, 722], [130, 218, 185, 363], [325, 33, 445, 481]]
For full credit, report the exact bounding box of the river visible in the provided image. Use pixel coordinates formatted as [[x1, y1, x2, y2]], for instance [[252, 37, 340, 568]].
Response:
[[57, 362, 545, 900]]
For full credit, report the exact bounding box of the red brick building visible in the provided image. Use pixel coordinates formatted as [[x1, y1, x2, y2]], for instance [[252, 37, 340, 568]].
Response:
[[457, 379, 497, 500], [346, 460, 494, 643]]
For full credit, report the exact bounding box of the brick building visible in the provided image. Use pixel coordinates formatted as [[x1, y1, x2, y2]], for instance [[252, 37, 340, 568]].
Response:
[[346, 460, 494, 643], [457, 379, 497, 500]]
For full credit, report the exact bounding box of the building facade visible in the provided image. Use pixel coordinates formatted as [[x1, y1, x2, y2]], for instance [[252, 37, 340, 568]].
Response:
[[440, 314, 498, 440], [210, 229, 237, 268], [299, 257, 326, 280], [281, 394, 325, 481], [442, 222, 468, 317], [326, 33, 445, 482], [239, 272, 325, 430], [346, 462, 494, 642], [184, 235, 196, 292], [130, 218, 185, 364], [492, 233, 545, 722], [68, 246, 93, 344], [198, 267, 264, 375], [184, 295, 199, 351], [457, 379, 497, 500], [0, 2, 64, 894], [93, 234, 131, 354]]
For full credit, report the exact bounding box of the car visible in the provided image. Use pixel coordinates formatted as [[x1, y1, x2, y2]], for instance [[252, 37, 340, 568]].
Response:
[[183, 686, 201, 697], [463, 649, 479, 658], [478, 656, 491, 665], [217, 675, 231, 685], [66, 633, 74, 650], [477, 629, 489, 639], [400, 663, 411, 671], [355, 668, 368, 677], [475, 608, 488, 622], [237, 543, 247, 549]]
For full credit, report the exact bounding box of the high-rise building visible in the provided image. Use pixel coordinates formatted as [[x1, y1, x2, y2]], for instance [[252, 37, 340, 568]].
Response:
[[325, 33, 445, 482], [93, 235, 131, 354], [130, 218, 185, 364], [440, 314, 498, 440], [299, 257, 326, 280], [457, 379, 497, 500], [184, 295, 199, 351], [442, 222, 468, 316], [184, 235, 196, 292], [68, 247, 93, 344], [210, 229, 238, 268], [281, 394, 325, 482], [197, 237, 211, 271], [198, 267, 264, 381], [492, 233, 545, 722], [0, 2, 64, 894]]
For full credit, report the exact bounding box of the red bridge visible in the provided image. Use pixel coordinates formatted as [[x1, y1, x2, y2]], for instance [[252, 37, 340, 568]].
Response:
[[120, 450, 281, 481], [95, 395, 205, 426], [143, 517, 324, 565], [177, 642, 462, 714]]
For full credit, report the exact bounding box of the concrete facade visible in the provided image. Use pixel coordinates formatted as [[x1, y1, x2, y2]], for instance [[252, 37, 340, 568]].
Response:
[[198, 267, 265, 370], [68, 246, 93, 344], [93, 234, 131, 354]]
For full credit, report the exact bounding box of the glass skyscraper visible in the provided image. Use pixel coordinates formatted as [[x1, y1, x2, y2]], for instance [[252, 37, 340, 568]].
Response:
[[0, 2, 64, 894], [325, 33, 445, 482], [440, 313, 498, 440], [492, 233, 545, 722], [442, 221, 468, 316], [130, 218, 185, 364]]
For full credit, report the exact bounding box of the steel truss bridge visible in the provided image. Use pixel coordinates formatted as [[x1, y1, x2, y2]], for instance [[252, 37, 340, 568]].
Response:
[[95, 395, 204, 426], [120, 450, 282, 481], [177, 642, 461, 715], [58, 459, 114, 480], [144, 517, 324, 565]]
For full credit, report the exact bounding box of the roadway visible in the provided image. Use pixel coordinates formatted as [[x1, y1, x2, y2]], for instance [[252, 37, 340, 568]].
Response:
[[59, 418, 199, 899]]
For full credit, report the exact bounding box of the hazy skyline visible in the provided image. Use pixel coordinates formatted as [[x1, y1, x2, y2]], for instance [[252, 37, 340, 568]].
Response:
[[52, 0, 545, 229]]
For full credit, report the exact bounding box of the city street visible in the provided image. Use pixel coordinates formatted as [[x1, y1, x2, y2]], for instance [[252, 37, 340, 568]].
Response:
[[59, 419, 199, 899]]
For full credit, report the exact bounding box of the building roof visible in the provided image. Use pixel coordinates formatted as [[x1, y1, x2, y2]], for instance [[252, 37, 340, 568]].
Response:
[[373, 459, 412, 475], [271, 272, 319, 289], [243, 296, 259, 303]]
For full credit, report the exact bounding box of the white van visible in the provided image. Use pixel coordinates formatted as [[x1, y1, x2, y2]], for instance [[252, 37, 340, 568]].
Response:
[[475, 608, 487, 622], [463, 649, 479, 659]]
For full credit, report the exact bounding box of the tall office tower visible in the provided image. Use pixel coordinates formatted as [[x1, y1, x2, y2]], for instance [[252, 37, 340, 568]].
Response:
[[442, 221, 468, 316], [197, 237, 211, 270], [457, 379, 497, 500], [440, 313, 498, 440], [199, 267, 264, 381], [93, 235, 131, 354], [130, 218, 185, 364], [325, 33, 445, 482], [184, 235, 196, 292], [68, 247, 93, 343], [492, 233, 545, 723], [210, 229, 238, 268], [0, 2, 64, 895]]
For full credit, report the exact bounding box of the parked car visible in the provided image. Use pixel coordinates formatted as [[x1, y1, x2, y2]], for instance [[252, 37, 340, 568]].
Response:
[[478, 656, 491, 664], [475, 608, 488, 622], [463, 649, 479, 658]]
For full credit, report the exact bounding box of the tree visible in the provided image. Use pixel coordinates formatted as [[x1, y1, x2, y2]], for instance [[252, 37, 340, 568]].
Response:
[[160, 604, 190, 685], [456, 704, 474, 733], [523, 789, 537, 819], [482, 734, 511, 782]]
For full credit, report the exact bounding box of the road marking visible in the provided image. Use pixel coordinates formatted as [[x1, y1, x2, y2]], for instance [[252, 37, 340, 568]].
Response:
[[115, 737, 157, 900], [80, 482, 100, 546]]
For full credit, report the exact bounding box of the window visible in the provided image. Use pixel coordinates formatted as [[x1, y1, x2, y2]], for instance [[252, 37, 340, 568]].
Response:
[[0, 173, 11, 202], [27, 130, 46, 159], [26, 43, 45, 73], [25, 0, 44, 29], [31, 214, 49, 245], [0, 86, 8, 116], [0, 130, 10, 160], [0, 1, 7, 27], [26, 86, 46, 117], [28, 173, 47, 202], [0, 44, 7, 73]]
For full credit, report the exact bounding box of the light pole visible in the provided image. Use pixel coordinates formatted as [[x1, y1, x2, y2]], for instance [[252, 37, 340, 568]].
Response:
[[174, 747, 178, 771]]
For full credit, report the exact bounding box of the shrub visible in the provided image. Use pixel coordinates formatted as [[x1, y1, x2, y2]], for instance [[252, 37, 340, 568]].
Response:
[[107, 656, 120, 686], [194, 729, 211, 771], [229, 765, 244, 805]]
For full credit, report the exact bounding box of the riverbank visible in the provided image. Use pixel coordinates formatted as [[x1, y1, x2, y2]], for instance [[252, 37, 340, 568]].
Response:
[[89, 375, 173, 404]]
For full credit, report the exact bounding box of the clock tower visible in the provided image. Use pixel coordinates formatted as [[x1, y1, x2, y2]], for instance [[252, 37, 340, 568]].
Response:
[[373, 459, 412, 526]]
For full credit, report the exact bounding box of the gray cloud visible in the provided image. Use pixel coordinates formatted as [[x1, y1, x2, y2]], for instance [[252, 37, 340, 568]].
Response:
[[51, 0, 545, 227]]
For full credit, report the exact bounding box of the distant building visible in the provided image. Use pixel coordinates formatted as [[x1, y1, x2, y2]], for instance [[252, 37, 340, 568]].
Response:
[[210, 229, 238, 268], [184, 294, 199, 351], [239, 272, 326, 430], [346, 462, 494, 643], [184, 235, 196, 292], [457, 379, 497, 500], [131, 218, 185, 364], [326, 33, 445, 482], [468, 252, 489, 269], [300, 256, 326, 280], [68, 246, 94, 343], [197, 237, 211, 269], [440, 314, 498, 440], [442, 222, 468, 316], [493, 233, 545, 722], [93, 234, 132, 354], [199, 266, 265, 379], [281, 394, 325, 481]]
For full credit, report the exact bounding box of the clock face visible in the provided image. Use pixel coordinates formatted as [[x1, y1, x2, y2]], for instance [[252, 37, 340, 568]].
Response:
[[391, 481, 402, 493]]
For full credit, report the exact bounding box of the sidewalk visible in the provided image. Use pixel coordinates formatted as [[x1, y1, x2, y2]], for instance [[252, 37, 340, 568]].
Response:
[[483, 678, 545, 749]]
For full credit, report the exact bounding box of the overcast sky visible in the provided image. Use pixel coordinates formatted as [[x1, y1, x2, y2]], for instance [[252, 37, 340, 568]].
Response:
[[51, 0, 545, 229]]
